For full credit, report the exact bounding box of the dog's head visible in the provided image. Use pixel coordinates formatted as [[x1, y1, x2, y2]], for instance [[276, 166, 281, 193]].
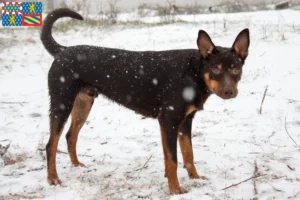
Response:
[[197, 29, 250, 99]]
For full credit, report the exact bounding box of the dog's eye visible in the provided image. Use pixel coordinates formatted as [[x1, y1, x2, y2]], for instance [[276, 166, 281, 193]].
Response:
[[212, 68, 221, 74], [232, 68, 240, 75]]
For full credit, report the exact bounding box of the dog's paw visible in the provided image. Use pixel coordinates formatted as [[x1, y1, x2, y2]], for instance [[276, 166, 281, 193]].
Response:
[[199, 175, 208, 180], [48, 177, 62, 185], [189, 174, 208, 180], [73, 162, 86, 168], [189, 173, 201, 179], [170, 186, 187, 195]]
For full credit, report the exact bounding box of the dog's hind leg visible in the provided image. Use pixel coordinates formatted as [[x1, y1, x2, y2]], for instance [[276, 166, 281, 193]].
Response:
[[179, 113, 207, 180], [66, 88, 95, 167], [46, 85, 78, 185]]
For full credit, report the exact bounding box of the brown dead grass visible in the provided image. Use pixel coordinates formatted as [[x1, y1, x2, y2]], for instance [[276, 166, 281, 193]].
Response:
[[0, 194, 44, 200], [3, 153, 27, 166]]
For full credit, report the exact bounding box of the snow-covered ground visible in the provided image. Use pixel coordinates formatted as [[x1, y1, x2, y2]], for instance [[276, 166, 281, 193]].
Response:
[[1, 10, 300, 200]]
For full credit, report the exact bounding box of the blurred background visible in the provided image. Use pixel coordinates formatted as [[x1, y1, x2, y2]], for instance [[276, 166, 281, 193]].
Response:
[[44, 0, 300, 13], [1, 0, 300, 19]]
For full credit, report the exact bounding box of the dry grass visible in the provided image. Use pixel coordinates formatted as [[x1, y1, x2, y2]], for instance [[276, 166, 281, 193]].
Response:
[[0, 194, 44, 200], [3, 153, 27, 166], [53, 18, 189, 32]]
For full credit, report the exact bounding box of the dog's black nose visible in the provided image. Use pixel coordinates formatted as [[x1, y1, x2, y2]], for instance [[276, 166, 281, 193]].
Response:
[[223, 88, 234, 99]]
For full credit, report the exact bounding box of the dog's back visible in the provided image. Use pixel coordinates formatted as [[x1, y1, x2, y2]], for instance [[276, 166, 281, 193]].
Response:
[[49, 45, 201, 117]]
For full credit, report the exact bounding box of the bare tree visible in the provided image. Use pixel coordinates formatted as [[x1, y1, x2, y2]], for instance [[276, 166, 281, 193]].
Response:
[[107, 0, 120, 24]]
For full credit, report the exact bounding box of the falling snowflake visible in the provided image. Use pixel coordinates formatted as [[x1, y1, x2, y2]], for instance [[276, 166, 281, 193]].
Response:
[[60, 76, 65, 83], [107, 75, 110, 78], [168, 106, 174, 110], [74, 73, 79, 79], [152, 78, 158, 85], [76, 54, 87, 61], [59, 104, 65, 110], [139, 69, 144, 75], [182, 87, 196, 102], [126, 95, 132, 102], [111, 55, 116, 58]]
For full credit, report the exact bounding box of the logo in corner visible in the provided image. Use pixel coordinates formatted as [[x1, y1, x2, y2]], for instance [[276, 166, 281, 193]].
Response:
[[2, 2, 42, 27]]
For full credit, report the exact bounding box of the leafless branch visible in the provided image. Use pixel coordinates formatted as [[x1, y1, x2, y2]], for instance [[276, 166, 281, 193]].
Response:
[[269, 184, 283, 192], [57, 149, 68, 154], [259, 86, 268, 114], [294, 190, 300, 198], [253, 160, 259, 196], [134, 154, 153, 180], [287, 164, 295, 171], [222, 174, 266, 190], [284, 117, 300, 150]]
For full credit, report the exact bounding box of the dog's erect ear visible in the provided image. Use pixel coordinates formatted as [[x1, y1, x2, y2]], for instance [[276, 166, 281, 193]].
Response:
[[197, 30, 215, 58], [232, 28, 250, 60]]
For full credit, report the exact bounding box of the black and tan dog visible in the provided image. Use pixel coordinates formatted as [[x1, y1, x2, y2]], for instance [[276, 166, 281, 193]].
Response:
[[41, 8, 250, 194]]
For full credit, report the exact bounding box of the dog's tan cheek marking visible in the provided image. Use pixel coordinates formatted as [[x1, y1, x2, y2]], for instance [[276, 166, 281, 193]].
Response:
[[204, 73, 212, 91], [235, 82, 239, 88], [231, 64, 235, 68], [218, 64, 222, 70], [204, 73, 220, 93], [231, 81, 239, 97]]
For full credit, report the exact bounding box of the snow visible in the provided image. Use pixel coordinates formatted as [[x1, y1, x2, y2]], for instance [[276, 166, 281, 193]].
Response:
[[152, 78, 158, 85], [182, 87, 196, 102], [168, 106, 175, 111], [60, 76, 65, 83], [1, 10, 300, 199], [73, 73, 79, 79]]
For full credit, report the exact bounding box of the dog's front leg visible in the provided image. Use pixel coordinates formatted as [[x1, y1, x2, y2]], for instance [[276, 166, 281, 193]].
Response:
[[179, 113, 207, 180], [158, 113, 186, 194]]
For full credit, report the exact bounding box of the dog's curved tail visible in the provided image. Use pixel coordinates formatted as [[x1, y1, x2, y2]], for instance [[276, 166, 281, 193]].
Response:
[[41, 8, 83, 57]]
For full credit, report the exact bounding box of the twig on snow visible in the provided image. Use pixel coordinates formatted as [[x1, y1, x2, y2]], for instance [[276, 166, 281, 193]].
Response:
[[57, 149, 68, 154], [284, 117, 300, 150], [259, 52, 266, 57], [259, 86, 268, 114], [222, 174, 266, 191], [104, 167, 119, 178], [287, 164, 295, 171], [269, 184, 283, 193], [294, 190, 300, 198], [253, 160, 259, 196], [134, 154, 153, 180]]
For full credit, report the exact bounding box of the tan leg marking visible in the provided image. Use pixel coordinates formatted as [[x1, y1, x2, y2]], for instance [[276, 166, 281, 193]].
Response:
[[66, 91, 94, 167], [179, 135, 207, 180], [47, 121, 65, 185], [160, 125, 187, 194]]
